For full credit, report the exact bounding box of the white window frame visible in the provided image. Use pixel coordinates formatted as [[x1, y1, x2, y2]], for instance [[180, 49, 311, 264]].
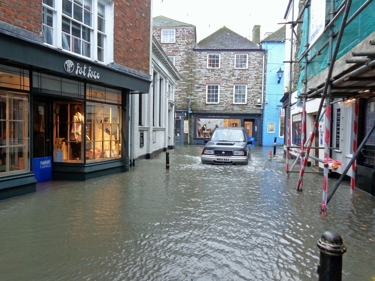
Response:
[[168, 56, 176, 65], [206, 85, 220, 104], [233, 85, 247, 104], [161, 29, 175, 43], [235, 54, 248, 69], [207, 54, 220, 69], [42, 0, 114, 64]]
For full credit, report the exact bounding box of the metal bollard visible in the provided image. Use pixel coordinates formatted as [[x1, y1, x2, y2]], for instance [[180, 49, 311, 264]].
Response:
[[317, 231, 347, 281], [166, 151, 169, 169], [273, 137, 277, 156]]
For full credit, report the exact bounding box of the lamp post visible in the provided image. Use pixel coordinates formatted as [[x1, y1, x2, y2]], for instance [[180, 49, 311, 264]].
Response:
[[277, 67, 284, 84]]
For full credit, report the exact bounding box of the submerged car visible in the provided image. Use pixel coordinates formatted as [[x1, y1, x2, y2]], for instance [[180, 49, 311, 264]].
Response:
[[201, 127, 252, 165]]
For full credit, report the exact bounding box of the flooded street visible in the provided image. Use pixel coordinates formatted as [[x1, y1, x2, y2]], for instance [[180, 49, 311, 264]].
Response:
[[1, 146, 375, 281]]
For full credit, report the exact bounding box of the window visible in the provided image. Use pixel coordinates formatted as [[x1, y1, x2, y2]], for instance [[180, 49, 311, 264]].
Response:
[[43, 0, 111, 63], [292, 113, 302, 145], [196, 118, 241, 138], [207, 54, 220, 68], [161, 29, 175, 43], [235, 54, 248, 68], [233, 85, 247, 104], [0, 92, 29, 174], [168, 56, 175, 65], [334, 108, 341, 149], [279, 108, 285, 138], [206, 85, 219, 104]]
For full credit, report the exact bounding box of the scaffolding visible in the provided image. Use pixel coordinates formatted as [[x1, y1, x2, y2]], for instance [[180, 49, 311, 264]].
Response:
[[284, 0, 375, 212]]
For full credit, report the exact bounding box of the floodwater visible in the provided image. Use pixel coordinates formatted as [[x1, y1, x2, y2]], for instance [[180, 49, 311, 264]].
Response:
[[0, 146, 374, 281]]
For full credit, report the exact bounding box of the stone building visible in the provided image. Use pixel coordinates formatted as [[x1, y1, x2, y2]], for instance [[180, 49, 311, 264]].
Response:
[[153, 16, 265, 145]]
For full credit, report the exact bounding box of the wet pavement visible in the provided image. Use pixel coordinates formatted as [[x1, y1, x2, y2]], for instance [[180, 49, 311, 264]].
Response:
[[0, 145, 374, 281]]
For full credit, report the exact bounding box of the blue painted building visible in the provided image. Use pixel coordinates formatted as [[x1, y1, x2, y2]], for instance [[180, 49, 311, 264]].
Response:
[[261, 26, 286, 146]]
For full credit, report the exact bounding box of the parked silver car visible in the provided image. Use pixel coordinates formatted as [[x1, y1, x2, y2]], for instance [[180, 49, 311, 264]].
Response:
[[201, 127, 252, 165]]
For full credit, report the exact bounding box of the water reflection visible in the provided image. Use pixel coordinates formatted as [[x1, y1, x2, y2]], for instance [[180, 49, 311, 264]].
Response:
[[0, 146, 374, 280]]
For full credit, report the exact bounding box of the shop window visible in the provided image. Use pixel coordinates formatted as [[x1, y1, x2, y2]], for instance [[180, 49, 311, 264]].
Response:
[[279, 108, 285, 138], [196, 118, 241, 138], [53, 102, 121, 162], [292, 113, 302, 145], [0, 91, 29, 174], [0, 65, 30, 91]]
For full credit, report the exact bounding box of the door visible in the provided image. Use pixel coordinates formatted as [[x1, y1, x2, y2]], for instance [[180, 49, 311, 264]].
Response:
[[33, 99, 53, 158]]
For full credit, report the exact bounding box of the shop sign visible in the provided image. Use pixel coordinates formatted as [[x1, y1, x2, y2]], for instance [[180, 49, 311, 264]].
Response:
[[64, 60, 100, 80]]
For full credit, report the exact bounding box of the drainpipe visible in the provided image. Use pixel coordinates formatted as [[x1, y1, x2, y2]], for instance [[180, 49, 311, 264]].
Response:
[[130, 94, 135, 165], [261, 51, 266, 145]]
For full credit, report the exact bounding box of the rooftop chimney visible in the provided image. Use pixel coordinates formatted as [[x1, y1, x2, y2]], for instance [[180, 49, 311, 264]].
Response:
[[252, 25, 260, 44]]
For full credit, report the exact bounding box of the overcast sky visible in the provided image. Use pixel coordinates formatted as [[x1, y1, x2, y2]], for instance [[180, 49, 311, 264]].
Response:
[[152, 0, 290, 42]]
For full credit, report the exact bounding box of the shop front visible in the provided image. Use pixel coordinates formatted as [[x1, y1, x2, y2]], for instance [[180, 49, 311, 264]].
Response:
[[192, 113, 261, 145], [0, 34, 150, 200]]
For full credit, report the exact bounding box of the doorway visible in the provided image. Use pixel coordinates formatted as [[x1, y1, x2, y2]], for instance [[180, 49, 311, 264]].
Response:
[[33, 99, 53, 158], [244, 120, 253, 137]]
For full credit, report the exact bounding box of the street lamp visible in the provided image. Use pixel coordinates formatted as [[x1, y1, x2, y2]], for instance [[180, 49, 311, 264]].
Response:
[[277, 67, 284, 84]]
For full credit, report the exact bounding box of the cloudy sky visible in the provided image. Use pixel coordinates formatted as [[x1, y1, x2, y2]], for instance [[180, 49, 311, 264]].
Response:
[[152, 0, 290, 42]]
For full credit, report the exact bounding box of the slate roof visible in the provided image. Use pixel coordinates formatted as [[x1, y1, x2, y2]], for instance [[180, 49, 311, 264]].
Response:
[[153, 15, 195, 28], [195, 26, 259, 50], [261, 25, 286, 42]]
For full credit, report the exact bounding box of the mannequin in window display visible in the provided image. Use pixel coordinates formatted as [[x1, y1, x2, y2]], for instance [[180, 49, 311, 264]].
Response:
[[70, 105, 84, 160]]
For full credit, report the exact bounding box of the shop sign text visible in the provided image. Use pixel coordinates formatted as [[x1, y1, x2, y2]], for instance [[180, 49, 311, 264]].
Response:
[[64, 60, 100, 80]]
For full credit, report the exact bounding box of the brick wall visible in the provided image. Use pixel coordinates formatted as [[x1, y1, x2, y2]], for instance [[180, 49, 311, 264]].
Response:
[[0, 0, 151, 76], [0, 0, 42, 35], [114, 0, 151, 74]]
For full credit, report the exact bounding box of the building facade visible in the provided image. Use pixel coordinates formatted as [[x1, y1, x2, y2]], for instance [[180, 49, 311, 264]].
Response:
[[284, 0, 375, 195], [0, 0, 152, 200], [260, 26, 286, 146], [153, 17, 265, 145], [130, 36, 181, 164]]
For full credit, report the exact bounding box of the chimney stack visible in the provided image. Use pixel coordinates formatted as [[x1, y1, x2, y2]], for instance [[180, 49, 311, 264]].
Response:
[[252, 25, 260, 44]]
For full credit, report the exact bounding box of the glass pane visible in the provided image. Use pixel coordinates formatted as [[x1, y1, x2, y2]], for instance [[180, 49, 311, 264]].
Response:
[[62, 0, 72, 16], [98, 17, 105, 32], [43, 0, 54, 8], [62, 17, 70, 33], [98, 2, 105, 17], [73, 3, 82, 22], [62, 33, 71, 50], [43, 26, 53, 45], [72, 21, 81, 37], [82, 41, 90, 57], [84, 10, 92, 26], [97, 33, 104, 47], [97, 48, 104, 62], [82, 26, 90, 41], [73, 38, 81, 54], [84, 0, 92, 11]]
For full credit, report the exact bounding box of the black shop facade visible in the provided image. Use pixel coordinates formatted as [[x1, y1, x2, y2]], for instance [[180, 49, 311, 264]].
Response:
[[0, 34, 150, 200]]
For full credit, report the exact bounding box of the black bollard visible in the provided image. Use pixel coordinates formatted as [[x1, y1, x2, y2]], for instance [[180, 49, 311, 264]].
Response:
[[166, 151, 169, 169], [317, 231, 347, 281], [273, 137, 277, 156]]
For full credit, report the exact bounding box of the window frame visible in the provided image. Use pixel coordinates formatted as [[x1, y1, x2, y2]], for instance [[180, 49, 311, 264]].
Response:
[[207, 54, 220, 69], [161, 29, 176, 43], [42, 0, 113, 63], [235, 54, 248, 69], [233, 85, 247, 104], [206, 84, 220, 104]]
